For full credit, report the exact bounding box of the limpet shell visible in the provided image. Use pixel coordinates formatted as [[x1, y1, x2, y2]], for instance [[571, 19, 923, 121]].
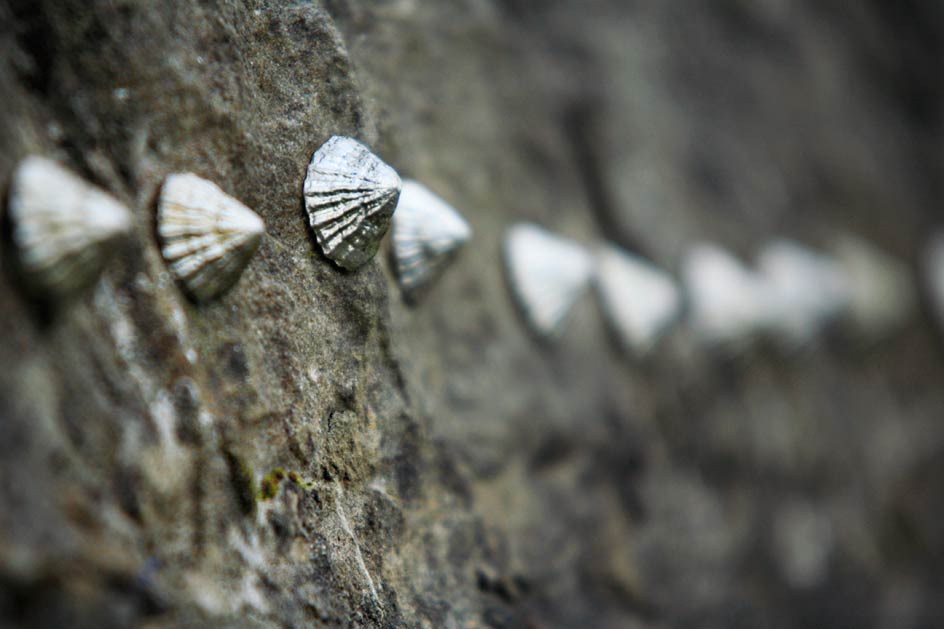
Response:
[[682, 242, 773, 347], [594, 244, 681, 355], [757, 239, 849, 347], [157, 173, 265, 302], [391, 179, 471, 298], [303, 136, 402, 271], [7, 155, 134, 302], [833, 234, 915, 337], [504, 223, 594, 337]]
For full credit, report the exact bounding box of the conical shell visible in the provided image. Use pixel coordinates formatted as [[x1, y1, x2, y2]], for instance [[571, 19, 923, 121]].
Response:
[[926, 232, 944, 333], [391, 180, 472, 297], [303, 136, 402, 271], [8, 155, 134, 302], [757, 240, 850, 347], [833, 234, 915, 337], [158, 173, 265, 302], [682, 242, 773, 347], [504, 223, 594, 337], [594, 245, 681, 355]]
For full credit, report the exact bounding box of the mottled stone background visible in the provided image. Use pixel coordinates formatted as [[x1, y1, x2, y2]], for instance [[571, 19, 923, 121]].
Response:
[[1, 1, 943, 628]]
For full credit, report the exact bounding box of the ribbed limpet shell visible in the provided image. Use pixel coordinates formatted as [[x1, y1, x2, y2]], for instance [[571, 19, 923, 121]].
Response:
[[391, 179, 471, 298], [303, 136, 401, 271], [157, 173, 265, 302]]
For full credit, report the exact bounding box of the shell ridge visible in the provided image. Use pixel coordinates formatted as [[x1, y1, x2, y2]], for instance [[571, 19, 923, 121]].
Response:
[[390, 180, 471, 296], [304, 168, 392, 191], [157, 173, 264, 302], [302, 136, 402, 270]]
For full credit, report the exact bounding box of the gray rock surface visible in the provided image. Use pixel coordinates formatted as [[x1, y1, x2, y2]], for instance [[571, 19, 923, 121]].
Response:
[[1, 1, 942, 627]]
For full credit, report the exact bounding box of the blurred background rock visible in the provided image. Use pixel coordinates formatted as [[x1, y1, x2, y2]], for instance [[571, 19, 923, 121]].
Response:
[[0, 1, 942, 627]]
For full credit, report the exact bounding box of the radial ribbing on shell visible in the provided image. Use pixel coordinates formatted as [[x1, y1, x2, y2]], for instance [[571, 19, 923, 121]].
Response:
[[158, 173, 265, 302], [391, 179, 472, 297], [303, 136, 402, 271]]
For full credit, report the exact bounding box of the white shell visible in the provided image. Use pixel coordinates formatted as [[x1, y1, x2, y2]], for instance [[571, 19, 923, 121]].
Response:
[[757, 240, 850, 347], [391, 180, 472, 296], [303, 136, 402, 270], [8, 156, 133, 302], [833, 235, 915, 337], [504, 223, 594, 337], [925, 233, 944, 332], [594, 245, 681, 355], [682, 242, 773, 347], [158, 173, 265, 302]]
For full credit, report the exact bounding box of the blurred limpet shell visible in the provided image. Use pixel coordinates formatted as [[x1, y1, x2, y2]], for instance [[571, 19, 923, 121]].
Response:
[[925, 232, 944, 332], [682, 242, 773, 347], [157, 173, 265, 302], [832, 234, 915, 338], [7, 155, 134, 302], [594, 244, 681, 355], [504, 222, 594, 337], [757, 239, 850, 347], [391, 179, 472, 298], [303, 136, 402, 271]]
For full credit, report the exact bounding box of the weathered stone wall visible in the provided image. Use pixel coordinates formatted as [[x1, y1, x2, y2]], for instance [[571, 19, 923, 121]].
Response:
[[0, 1, 942, 627]]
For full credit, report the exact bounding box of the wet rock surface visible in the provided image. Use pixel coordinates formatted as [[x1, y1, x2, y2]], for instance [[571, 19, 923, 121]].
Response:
[[1, 1, 942, 627]]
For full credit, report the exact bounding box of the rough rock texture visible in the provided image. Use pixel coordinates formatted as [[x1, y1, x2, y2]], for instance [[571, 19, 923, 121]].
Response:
[[1, 1, 943, 627]]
